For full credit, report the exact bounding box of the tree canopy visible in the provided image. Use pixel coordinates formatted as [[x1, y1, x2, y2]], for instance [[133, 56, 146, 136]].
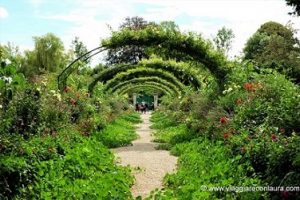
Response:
[[243, 21, 300, 82], [21, 33, 65, 78]]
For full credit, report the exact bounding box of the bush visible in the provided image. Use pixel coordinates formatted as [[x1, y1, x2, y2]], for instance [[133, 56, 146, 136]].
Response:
[[94, 113, 140, 148], [21, 139, 133, 200]]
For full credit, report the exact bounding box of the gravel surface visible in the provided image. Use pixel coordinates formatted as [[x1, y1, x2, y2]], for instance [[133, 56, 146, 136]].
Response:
[[112, 112, 177, 199]]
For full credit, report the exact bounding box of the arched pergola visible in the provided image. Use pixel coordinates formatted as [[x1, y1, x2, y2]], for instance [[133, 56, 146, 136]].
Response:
[[58, 25, 228, 95]]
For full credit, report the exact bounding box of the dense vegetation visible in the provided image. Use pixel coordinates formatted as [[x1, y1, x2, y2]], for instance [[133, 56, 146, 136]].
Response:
[[1, 13, 300, 200], [0, 46, 142, 198], [147, 65, 300, 199]]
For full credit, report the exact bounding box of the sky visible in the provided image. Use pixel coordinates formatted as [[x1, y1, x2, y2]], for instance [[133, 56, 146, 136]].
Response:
[[0, 0, 299, 62]]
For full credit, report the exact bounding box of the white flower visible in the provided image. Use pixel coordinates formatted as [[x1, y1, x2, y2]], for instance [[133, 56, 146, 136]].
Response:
[[0, 105, 2, 109], [5, 59, 11, 65], [41, 81, 47, 86], [55, 93, 62, 101], [1, 76, 12, 84]]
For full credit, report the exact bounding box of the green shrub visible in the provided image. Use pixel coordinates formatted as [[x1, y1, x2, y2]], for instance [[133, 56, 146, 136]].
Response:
[[94, 113, 140, 148], [20, 139, 133, 200]]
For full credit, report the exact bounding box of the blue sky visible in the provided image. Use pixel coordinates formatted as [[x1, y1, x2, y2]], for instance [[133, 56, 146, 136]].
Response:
[[0, 0, 299, 60]]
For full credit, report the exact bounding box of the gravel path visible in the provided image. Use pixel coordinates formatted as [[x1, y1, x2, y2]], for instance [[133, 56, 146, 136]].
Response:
[[112, 112, 177, 199]]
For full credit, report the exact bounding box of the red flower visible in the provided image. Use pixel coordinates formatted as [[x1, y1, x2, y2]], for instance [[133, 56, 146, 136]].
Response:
[[220, 117, 228, 124], [244, 82, 254, 91], [223, 133, 230, 139], [271, 134, 278, 142]]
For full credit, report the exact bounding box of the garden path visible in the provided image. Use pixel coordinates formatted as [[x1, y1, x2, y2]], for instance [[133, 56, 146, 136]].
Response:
[[112, 112, 177, 199]]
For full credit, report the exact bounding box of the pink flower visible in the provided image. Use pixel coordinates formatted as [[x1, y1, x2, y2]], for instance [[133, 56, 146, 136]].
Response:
[[271, 134, 278, 142]]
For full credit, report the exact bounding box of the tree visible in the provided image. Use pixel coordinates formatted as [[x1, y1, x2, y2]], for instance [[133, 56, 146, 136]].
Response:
[[213, 27, 235, 55], [21, 33, 66, 78], [71, 37, 90, 64], [105, 16, 150, 65], [286, 0, 300, 16], [243, 21, 300, 82]]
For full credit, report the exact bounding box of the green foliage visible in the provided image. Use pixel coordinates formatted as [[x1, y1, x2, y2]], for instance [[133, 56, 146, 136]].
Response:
[[105, 16, 150, 65], [243, 21, 300, 82], [0, 112, 138, 199], [149, 114, 266, 199], [71, 36, 90, 64], [116, 83, 173, 96], [101, 67, 186, 93], [91, 57, 203, 91], [24, 140, 133, 199], [0, 59, 26, 110], [230, 71, 300, 133], [213, 26, 235, 55], [21, 33, 66, 78], [111, 77, 180, 95], [101, 24, 228, 87], [95, 112, 141, 148]]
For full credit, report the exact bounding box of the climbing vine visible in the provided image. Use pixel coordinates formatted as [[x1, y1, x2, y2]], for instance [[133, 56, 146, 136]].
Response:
[[91, 68, 186, 94], [90, 57, 204, 91], [101, 25, 228, 87], [110, 77, 180, 95], [115, 82, 174, 96]]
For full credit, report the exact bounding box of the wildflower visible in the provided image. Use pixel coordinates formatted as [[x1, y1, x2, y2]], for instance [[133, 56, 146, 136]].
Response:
[[220, 117, 228, 124], [54, 93, 61, 101], [41, 81, 47, 86], [5, 59, 11, 65], [271, 134, 278, 142], [1, 76, 12, 84], [243, 82, 254, 91], [0, 105, 2, 109], [223, 133, 230, 139]]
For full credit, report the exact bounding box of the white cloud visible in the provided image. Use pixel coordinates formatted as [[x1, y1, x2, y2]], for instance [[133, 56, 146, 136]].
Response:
[[0, 7, 8, 18]]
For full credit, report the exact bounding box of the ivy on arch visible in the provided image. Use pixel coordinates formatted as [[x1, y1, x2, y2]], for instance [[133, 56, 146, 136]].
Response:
[[101, 26, 228, 87], [109, 77, 181, 95], [58, 25, 228, 93], [114, 81, 176, 96], [117, 84, 171, 96], [90, 57, 204, 92], [90, 67, 186, 94]]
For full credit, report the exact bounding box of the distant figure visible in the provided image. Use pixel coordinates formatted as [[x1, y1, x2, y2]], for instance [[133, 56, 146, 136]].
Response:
[[144, 103, 148, 113], [138, 104, 144, 113], [135, 103, 139, 112], [140, 104, 147, 114]]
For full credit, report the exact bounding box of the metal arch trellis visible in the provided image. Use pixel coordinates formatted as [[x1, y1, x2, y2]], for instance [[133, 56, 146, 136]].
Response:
[[57, 46, 107, 91]]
